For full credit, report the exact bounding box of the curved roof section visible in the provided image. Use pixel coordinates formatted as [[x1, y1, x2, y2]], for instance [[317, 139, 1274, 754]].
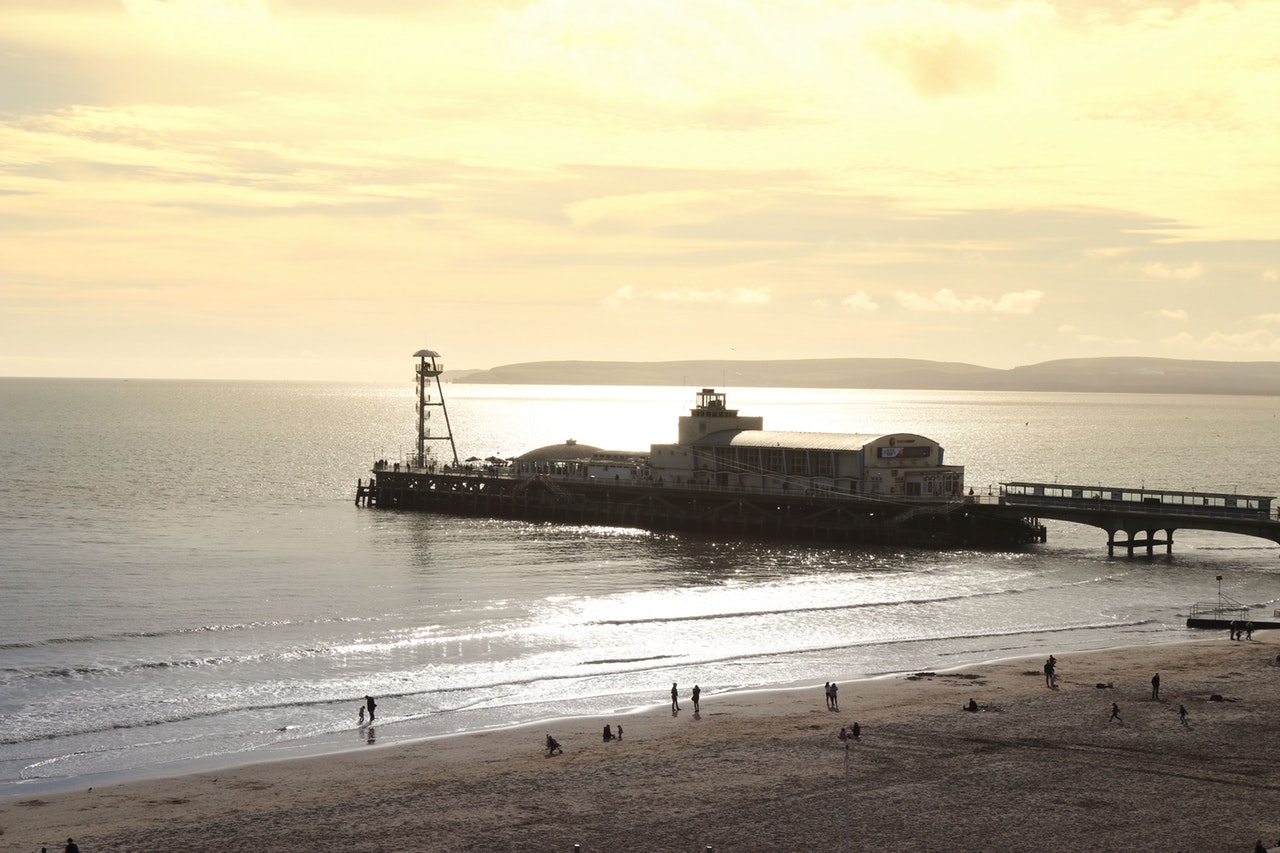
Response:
[[517, 441, 604, 462], [694, 430, 888, 452], [413, 348, 441, 358]]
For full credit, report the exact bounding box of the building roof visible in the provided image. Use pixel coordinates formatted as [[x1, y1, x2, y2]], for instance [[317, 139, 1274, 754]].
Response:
[[694, 430, 890, 452], [517, 441, 604, 462]]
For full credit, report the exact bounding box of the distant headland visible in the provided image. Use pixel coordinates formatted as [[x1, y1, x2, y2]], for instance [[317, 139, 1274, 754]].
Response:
[[447, 357, 1280, 396]]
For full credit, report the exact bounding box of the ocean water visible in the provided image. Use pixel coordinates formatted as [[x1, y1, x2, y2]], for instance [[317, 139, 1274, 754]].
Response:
[[2, 378, 1278, 797]]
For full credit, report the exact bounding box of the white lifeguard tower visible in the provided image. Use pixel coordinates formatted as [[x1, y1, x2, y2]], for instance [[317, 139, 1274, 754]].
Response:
[[414, 348, 459, 468]]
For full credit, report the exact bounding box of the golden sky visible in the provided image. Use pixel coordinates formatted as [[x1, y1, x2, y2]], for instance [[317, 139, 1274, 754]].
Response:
[[2, 0, 1278, 381]]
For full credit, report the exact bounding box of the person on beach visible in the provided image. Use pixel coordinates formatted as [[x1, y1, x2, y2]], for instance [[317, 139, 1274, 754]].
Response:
[[358, 705, 365, 725], [1179, 704, 1188, 726], [365, 695, 377, 722], [851, 722, 860, 740], [1044, 655, 1057, 688], [545, 734, 562, 756], [603, 724, 614, 742], [830, 682, 839, 711], [838, 726, 850, 745], [65, 840, 80, 853], [1151, 673, 1160, 700], [692, 684, 701, 712], [1246, 621, 1254, 640], [824, 681, 832, 709], [1109, 702, 1122, 722], [671, 683, 680, 712], [616, 724, 623, 741]]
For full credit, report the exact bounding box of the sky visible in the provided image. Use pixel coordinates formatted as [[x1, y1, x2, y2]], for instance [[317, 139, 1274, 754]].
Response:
[[2, 0, 1278, 382]]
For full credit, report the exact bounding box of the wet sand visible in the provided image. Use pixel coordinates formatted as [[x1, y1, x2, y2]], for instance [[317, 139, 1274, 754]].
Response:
[[4, 634, 1280, 852]]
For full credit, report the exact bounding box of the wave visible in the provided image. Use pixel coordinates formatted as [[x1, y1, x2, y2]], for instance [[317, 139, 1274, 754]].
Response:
[[0, 615, 385, 652]]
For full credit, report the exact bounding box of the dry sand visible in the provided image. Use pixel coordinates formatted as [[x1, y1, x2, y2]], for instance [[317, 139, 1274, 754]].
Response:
[[4, 634, 1280, 852]]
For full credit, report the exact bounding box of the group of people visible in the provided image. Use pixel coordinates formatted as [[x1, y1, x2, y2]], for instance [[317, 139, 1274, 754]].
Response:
[[823, 681, 840, 710], [837, 723, 861, 744], [670, 682, 701, 713], [358, 695, 377, 725], [1229, 621, 1254, 641]]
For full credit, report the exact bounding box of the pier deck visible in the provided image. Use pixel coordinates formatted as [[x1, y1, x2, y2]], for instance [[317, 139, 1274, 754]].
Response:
[[357, 466, 1041, 549]]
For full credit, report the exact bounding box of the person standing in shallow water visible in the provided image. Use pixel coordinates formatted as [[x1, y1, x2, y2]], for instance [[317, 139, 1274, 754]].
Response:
[[670, 683, 679, 712], [365, 695, 377, 723]]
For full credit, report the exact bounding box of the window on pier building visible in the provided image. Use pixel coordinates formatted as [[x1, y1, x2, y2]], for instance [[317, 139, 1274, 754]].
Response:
[[742, 447, 761, 474], [814, 453, 834, 478], [788, 452, 810, 476], [714, 446, 734, 470], [764, 448, 784, 473]]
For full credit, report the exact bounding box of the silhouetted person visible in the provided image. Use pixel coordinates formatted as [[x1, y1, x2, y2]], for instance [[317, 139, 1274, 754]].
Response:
[[692, 684, 701, 712], [1151, 673, 1160, 700], [365, 695, 377, 722], [545, 734, 562, 756], [830, 682, 839, 711], [671, 682, 679, 712], [603, 724, 614, 742], [65, 840, 80, 853], [1179, 704, 1188, 726], [1109, 702, 1121, 722], [851, 722, 860, 740]]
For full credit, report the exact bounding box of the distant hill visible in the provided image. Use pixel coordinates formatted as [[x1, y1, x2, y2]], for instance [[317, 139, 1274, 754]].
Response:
[[449, 357, 1280, 396]]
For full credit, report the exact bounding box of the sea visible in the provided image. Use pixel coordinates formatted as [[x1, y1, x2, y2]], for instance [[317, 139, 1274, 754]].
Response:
[[2, 379, 1278, 798]]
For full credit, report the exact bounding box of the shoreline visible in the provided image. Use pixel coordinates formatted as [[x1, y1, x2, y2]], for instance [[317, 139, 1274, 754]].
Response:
[[6, 633, 1280, 851], [2, 635, 1208, 802]]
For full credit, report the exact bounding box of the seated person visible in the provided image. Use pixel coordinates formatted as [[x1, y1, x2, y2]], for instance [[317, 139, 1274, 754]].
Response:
[[545, 734, 562, 756]]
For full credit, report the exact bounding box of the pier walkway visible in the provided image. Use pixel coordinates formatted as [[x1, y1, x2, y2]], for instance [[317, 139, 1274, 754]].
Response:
[[998, 481, 1280, 556]]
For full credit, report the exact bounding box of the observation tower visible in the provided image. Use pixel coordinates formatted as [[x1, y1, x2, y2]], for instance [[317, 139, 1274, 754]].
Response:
[[413, 348, 459, 468]]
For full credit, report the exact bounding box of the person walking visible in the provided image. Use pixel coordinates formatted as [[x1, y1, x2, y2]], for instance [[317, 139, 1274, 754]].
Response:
[[1151, 673, 1160, 700], [1109, 702, 1122, 722], [671, 682, 680, 712], [1179, 704, 1189, 726]]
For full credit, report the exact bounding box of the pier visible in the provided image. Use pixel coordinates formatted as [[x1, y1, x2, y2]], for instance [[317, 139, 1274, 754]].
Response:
[[999, 481, 1280, 555], [357, 348, 1279, 555]]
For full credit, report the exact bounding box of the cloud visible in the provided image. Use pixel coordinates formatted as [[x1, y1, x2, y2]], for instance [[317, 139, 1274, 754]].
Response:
[[895, 288, 1044, 314], [1264, 269, 1279, 282], [1148, 308, 1188, 321], [1135, 261, 1204, 281], [603, 285, 770, 308], [840, 291, 880, 312], [1161, 329, 1280, 353], [1257, 313, 1280, 325]]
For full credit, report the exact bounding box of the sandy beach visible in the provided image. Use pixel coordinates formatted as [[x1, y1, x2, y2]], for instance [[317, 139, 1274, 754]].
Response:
[[4, 633, 1280, 852]]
